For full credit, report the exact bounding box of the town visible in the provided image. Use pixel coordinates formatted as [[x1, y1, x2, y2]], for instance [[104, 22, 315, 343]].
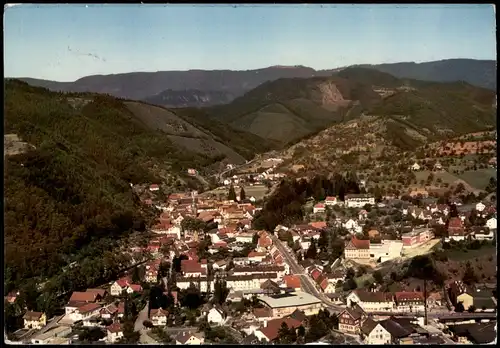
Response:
[[6, 171, 497, 344]]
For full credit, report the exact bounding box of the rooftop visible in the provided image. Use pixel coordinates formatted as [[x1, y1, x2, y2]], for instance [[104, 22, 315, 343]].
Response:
[[258, 292, 321, 308]]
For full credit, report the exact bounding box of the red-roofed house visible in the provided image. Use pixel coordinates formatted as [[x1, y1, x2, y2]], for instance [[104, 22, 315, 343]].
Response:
[[69, 303, 102, 322], [149, 184, 160, 192], [309, 221, 327, 229], [282, 275, 302, 292], [394, 292, 425, 313], [126, 284, 143, 294], [325, 196, 338, 206], [344, 236, 370, 260], [313, 203, 326, 214], [150, 308, 168, 326], [447, 217, 467, 241], [310, 268, 322, 281], [110, 277, 132, 296], [258, 234, 273, 250], [181, 260, 206, 277], [316, 274, 336, 294], [106, 322, 123, 343], [248, 251, 267, 262], [255, 318, 302, 342]]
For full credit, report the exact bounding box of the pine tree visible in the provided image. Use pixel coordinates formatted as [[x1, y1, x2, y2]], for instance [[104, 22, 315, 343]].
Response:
[[228, 185, 236, 201], [239, 187, 246, 201]]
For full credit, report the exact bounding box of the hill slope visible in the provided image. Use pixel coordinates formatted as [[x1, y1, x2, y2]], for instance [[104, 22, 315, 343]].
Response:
[[3, 80, 271, 289], [143, 89, 234, 107], [204, 72, 384, 143]]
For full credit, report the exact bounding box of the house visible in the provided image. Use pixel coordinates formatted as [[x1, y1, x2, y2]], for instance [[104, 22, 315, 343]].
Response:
[[446, 217, 467, 241], [206, 305, 227, 325], [347, 290, 394, 312], [472, 228, 495, 241], [344, 236, 370, 260], [411, 163, 420, 171], [343, 218, 360, 232], [401, 228, 434, 248], [70, 303, 102, 322], [149, 184, 160, 192], [150, 308, 168, 326], [86, 288, 107, 298], [360, 317, 392, 344], [110, 277, 131, 296], [175, 332, 204, 345], [338, 305, 367, 334], [449, 281, 473, 310], [126, 284, 143, 294], [23, 311, 47, 330], [257, 292, 322, 318], [254, 317, 302, 342], [345, 194, 375, 208], [325, 196, 338, 206], [106, 322, 123, 343], [394, 292, 425, 313], [476, 202, 486, 212], [100, 304, 118, 320], [253, 307, 273, 322], [313, 203, 326, 214], [282, 275, 302, 292], [486, 217, 497, 230], [65, 291, 101, 316]]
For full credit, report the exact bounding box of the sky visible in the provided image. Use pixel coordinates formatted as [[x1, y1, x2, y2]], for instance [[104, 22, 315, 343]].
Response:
[[4, 4, 497, 81]]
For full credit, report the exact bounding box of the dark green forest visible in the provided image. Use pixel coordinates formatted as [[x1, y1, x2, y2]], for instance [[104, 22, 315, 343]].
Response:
[[252, 174, 361, 231]]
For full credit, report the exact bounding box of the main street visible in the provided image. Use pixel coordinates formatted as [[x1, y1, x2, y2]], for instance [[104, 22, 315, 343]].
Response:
[[270, 235, 344, 312]]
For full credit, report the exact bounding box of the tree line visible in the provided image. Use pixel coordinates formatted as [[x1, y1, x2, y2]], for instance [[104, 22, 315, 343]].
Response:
[[252, 174, 361, 231]]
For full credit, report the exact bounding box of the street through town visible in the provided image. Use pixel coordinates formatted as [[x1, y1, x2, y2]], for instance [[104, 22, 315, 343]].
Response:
[[270, 235, 344, 312]]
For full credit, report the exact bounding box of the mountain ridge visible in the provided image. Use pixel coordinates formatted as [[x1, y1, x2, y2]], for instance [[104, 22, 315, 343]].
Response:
[[15, 58, 496, 108]]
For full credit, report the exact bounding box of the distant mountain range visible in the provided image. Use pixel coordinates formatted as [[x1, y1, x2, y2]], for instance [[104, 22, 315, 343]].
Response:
[[17, 59, 496, 108]]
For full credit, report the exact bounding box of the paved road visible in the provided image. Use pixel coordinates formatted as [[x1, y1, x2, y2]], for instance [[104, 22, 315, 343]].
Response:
[[134, 301, 158, 344], [271, 235, 344, 312]]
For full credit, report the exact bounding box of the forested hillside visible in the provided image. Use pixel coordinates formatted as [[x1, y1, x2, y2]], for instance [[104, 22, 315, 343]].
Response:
[[2, 80, 266, 294]]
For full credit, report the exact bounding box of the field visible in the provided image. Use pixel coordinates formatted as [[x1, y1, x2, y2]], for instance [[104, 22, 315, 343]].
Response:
[[414, 170, 460, 185], [456, 168, 496, 190], [203, 184, 269, 201]]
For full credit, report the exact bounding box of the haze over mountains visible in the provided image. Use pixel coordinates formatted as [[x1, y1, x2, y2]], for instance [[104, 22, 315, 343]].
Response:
[[18, 59, 496, 108]]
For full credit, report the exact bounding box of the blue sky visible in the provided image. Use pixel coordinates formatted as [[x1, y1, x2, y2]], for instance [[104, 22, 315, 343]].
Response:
[[4, 4, 496, 81]]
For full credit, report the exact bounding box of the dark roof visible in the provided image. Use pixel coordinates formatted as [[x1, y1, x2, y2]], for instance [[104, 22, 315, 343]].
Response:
[[242, 333, 260, 345], [379, 319, 412, 338], [360, 317, 378, 335], [466, 323, 497, 344], [449, 323, 497, 344], [288, 309, 307, 323]]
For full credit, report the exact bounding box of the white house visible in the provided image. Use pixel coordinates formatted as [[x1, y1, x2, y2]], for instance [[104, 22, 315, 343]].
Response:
[[110, 278, 131, 296], [343, 219, 359, 231], [235, 232, 254, 244], [411, 163, 420, 171], [361, 320, 392, 344], [206, 306, 227, 325], [486, 217, 497, 230], [69, 303, 102, 322], [346, 290, 394, 312], [150, 308, 168, 326], [325, 196, 338, 206], [23, 311, 47, 330], [345, 194, 375, 208], [175, 332, 204, 345], [313, 203, 326, 214], [106, 323, 123, 343], [476, 202, 486, 212]]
